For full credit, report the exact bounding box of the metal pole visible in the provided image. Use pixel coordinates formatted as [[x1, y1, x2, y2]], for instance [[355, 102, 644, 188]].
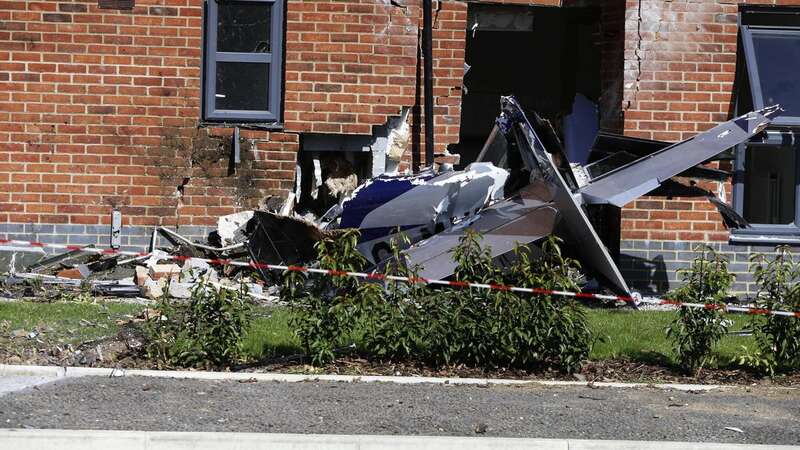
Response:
[[423, 0, 434, 167]]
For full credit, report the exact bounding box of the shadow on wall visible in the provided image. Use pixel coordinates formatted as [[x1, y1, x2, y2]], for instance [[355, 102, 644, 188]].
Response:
[[618, 253, 670, 295]]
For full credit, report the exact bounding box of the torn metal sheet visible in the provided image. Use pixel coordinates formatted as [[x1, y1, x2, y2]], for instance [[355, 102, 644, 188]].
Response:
[[245, 211, 324, 268], [492, 96, 631, 294], [399, 97, 776, 294], [588, 132, 735, 182], [216, 211, 255, 246], [401, 181, 557, 280], [26, 245, 92, 273]]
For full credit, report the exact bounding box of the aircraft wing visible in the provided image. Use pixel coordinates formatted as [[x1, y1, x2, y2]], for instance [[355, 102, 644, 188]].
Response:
[[578, 105, 782, 207]]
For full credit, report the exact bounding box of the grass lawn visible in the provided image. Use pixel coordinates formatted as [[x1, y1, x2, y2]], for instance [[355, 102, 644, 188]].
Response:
[[588, 309, 755, 368], [0, 301, 144, 348], [0, 301, 757, 369], [239, 307, 756, 369]]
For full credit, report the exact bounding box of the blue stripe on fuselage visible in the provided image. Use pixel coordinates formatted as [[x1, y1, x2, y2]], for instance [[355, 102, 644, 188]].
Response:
[[339, 172, 435, 230]]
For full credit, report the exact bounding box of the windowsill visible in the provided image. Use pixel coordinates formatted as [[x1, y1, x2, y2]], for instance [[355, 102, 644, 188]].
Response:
[[198, 121, 284, 131], [730, 227, 800, 245]]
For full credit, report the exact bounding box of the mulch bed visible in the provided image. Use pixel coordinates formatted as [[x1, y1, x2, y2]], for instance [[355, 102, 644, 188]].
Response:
[[3, 321, 798, 387]]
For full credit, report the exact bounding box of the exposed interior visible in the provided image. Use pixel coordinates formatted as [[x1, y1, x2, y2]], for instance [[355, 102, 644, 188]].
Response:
[[451, 4, 602, 169]]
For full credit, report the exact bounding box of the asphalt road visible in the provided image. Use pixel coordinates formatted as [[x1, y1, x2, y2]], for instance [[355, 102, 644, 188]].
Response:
[[0, 376, 797, 444]]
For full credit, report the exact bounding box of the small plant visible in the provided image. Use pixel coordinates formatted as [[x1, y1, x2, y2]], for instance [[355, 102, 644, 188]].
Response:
[[666, 246, 733, 373], [144, 281, 252, 369], [420, 229, 502, 367], [383, 232, 589, 372], [735, 345, 776, 377], [282, 229, 365, 366], [749, 246, 800, 372], [143, 293, 180, 368]]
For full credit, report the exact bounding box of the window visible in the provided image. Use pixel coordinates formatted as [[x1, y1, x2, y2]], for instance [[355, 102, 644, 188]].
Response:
[[203, 0, 283, 122], [741, 27, 800, 124], [732, 7, 800, 240]]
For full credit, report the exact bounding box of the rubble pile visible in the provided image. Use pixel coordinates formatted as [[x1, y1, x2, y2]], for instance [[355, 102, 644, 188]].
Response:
[[0, 211, 294, 304]]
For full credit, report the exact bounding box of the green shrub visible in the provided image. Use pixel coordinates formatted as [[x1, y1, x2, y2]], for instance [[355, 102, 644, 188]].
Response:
[[144, 281, 252, 369], [503, 236, 592, 372], [666, 246, 733, 373], [358, 233, 428, 362], [749, 246, 800, 372], [363, 231, 591, 372], [419, 230, 501, 367], [282, 229, 365, 366], [286, 229, 591, 373]]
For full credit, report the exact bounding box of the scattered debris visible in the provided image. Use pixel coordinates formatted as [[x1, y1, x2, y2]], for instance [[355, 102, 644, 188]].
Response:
[[9, 329, 28, 339], [56, 266, 91, 280], [216, 211, 254, 247]]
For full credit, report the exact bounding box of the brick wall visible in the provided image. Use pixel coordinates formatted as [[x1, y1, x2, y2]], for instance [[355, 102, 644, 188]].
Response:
[[618, 0, 800, 244], [619, 0, 740, 244], [283, 0, 468, 163], [0, 0, 303, 235], [617, 0, 800, 295], [0, 0, 581, 239]]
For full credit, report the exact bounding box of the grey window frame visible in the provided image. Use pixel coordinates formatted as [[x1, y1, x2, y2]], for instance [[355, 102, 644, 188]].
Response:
[[203, 0, 283, 122], [732, 135, 800, 241], [740, 24, 800, 127], [732, 12, 800, 242]]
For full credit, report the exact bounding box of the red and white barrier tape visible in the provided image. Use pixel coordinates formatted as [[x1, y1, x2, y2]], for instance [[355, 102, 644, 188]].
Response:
[[2, 237, 799, 318]]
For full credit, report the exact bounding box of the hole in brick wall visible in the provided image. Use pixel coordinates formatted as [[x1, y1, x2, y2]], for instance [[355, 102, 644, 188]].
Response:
[[295, 150, 371, 220], [98, 0, 135, 10]]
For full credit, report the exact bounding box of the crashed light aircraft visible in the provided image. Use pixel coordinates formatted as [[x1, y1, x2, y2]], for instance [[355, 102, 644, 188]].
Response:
[[254, 97, 781, 296]]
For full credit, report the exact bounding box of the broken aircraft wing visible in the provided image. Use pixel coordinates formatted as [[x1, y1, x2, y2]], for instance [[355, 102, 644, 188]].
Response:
[[397, 97, 778, 295], [402, 96, 632, 294], [578, 105, 782, 207]]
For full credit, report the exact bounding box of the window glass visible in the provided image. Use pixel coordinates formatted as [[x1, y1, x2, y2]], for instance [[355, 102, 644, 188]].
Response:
[[476, 126, 511, 168], [744, 145, 797, 224], [215, 62, 270, 111], [218, 2, 272, 53], [585, 151, 639, 180], [752, 31, 800, 116]]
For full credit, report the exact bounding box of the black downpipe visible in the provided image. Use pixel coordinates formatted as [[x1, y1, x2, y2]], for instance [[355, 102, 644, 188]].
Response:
[[423, 0, 434, 166]]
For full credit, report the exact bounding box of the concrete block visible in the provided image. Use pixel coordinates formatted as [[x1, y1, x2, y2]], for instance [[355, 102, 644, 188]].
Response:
[[142, 278, 166, 299], [168, 282, 194, 299]]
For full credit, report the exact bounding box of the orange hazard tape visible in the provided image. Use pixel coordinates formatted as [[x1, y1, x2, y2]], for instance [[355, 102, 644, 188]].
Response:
[[2, 237, 799, 318]]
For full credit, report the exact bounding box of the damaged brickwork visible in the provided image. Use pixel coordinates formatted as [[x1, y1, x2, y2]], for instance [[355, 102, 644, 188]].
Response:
[[0, 0, 461, 237], [617, 0, 800, 294]]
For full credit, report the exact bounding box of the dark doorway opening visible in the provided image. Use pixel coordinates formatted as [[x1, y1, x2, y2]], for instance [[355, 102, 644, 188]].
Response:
[[452, 4, 604, 167]]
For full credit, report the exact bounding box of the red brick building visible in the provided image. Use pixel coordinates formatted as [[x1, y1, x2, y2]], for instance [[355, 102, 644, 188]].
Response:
[[1, 0, 799, 294]]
